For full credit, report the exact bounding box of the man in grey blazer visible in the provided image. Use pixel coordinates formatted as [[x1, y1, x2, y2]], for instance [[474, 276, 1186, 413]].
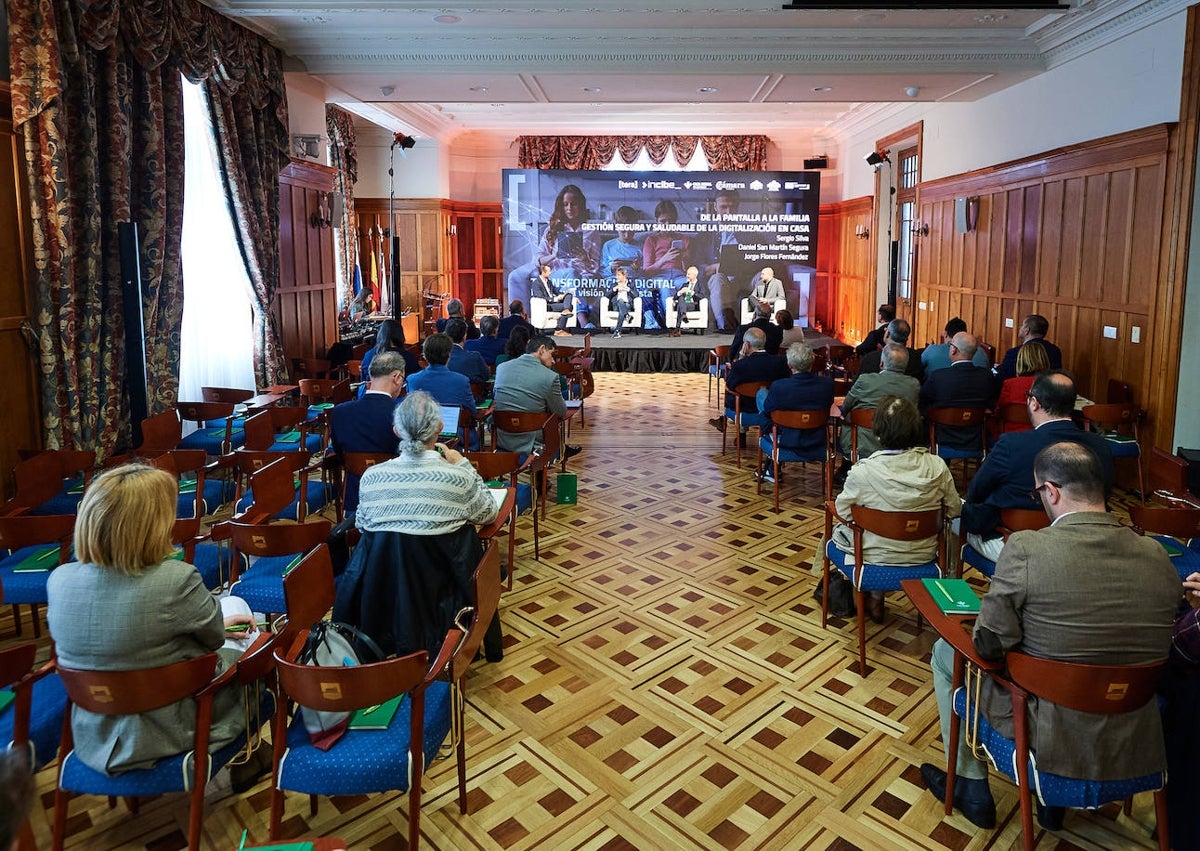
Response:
[[746, 266, 785, 318], [492, 334, 580, 458], [921, 441, 1181, 831], [838, 343, 921, 461]]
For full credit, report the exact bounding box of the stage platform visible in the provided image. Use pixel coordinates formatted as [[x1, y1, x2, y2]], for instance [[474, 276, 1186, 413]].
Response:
[[558, 328, 843, 373]]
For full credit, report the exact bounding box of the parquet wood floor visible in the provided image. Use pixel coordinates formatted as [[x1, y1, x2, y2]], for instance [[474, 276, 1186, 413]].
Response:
[[17, 373, 1160, 849]]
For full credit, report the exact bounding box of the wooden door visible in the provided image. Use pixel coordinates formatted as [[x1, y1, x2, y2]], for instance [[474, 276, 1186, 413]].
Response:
[[0, 82, 41, 498]]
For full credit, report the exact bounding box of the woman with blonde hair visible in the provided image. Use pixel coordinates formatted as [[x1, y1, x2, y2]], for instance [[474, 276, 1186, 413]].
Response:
[[47, 463, 258, 775], [992, 339, 1050, 437]]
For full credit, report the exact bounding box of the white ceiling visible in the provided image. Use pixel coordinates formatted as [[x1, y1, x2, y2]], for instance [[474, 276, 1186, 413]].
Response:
[[205, 0, 1183, 141]]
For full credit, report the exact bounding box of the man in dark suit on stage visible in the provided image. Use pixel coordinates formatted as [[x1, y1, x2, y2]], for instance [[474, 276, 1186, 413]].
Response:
[[960, 370, 1113, 559], [710, 327, 790, 446], [330, 350, 403, 514], [997, 313, 1063, 379], [922, 441, 1179, 831], [919, 331, 998, 452]]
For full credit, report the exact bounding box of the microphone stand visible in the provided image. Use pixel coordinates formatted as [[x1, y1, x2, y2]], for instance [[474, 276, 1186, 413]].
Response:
[[388, 138, 400, 321]]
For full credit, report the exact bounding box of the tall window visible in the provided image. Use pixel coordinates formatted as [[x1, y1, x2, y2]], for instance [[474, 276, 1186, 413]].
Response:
[[178, 77, 256, 401], [895, 146, 919, 301]]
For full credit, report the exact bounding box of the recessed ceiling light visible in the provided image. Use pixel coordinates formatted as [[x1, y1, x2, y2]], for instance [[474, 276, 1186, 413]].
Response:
[[813, 86, 832, 93], [380, 85, 395, 97], [697, 86, 718, 94], [855, 12, 885, 22], [469, 86, 488, 93], [582, 87, 601, 93], [434, 14, 461, 23]]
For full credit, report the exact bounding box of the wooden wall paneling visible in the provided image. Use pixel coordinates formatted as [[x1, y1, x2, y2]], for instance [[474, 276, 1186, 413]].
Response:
[[277, 159, 337, 367], [818, 197, 874, 343]]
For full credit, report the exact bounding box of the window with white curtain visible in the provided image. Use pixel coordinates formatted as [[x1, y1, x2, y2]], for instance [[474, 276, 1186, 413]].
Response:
[[178, 77, 257, 402]]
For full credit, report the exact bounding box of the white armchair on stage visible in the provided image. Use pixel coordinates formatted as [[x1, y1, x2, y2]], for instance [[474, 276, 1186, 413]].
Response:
[[740, 298, 787, 326], [530, 297, 577, 332], [665, 297, 710, 334], [599, 296, 643, 333]]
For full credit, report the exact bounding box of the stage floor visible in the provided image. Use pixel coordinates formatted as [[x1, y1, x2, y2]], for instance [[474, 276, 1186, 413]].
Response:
[[556, 328, 843, 373]]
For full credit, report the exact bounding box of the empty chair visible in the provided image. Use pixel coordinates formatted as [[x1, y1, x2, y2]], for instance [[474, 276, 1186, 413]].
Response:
[[3, 450, 96, 517], [1128, 501, 1200, 581], [0, 514, 74, 637], [225, 519, 333, 616], [707, 345, 730, 406], [230, 450, 332, 522], [177, 401, 246, 456], [1082, 402, 1145, 502]]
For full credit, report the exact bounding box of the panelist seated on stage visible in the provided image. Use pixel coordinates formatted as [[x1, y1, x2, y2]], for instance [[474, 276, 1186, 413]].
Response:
[[330, 350, 404, 515], [922, 441, 1180, 832], [743, 266, 785, 322]]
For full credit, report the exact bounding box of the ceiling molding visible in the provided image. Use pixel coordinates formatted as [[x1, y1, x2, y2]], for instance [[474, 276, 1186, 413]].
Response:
[[1037, 0, 1189, 66]]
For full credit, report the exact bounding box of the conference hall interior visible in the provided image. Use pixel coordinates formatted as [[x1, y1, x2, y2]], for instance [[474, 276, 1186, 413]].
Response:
[[2, 0, 1200, 848]]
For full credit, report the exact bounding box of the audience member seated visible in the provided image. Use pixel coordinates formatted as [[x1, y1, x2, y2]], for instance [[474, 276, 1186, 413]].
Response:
[[359, 318, 420, 396], [922, 316, 990, 375], [921, 442, 1180, 831], [495, 325, 531, 369], [330, 350, 404, 515], [465, 314, 506, 365], [492, 334, 580, 459], [47, 463, 261, 775], [756, 342, 835, 483], [776, 309, 806, 349], [857, 318, 924, 381], [960, 371, 1113, 560], [709, 327, 790, 446], [1160, 571, 1200, 851], [855, 303, 894, 356], [405, 333, 477, 445], [339, 391, 502, 660], [919, 332, 999, 453], [435, 297, 479, 339], [990, 340, 1050, 439], [829, 396, 960, 623], [497, 299, 535, 340], [729, 303, 783, 360], [838, 344, 921, 475], [996, 312, 1062, 379], [445, 318, 490, 384]]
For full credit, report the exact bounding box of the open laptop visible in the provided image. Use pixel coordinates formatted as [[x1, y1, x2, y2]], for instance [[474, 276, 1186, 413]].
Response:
[[438, 404, 461, 441]]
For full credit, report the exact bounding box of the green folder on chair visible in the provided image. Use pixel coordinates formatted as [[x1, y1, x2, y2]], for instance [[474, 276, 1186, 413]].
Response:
[[347, 694, 404, 730], [12, 546, 59, 573]]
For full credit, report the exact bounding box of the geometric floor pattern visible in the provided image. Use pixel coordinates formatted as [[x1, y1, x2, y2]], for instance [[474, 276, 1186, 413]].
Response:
[[20, 372, 1161, 849]]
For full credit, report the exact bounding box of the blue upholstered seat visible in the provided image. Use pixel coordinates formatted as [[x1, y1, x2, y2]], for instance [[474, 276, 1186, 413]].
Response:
[[0, 545, 57, 605], [1151, 535, 1200, 581], [0, 672, 68, 770], [960, 543, 997, 578], [177, 478, 235, 519], [229, 554, 296, 615], [758, 435, 826, 466], [236, 480, 333, 522], [825, 539, 942, 592], [952, 688, 1164, 809], [179, 425, 246, 455], [935, 444, 984, 462], [191, 543, 234, 591]]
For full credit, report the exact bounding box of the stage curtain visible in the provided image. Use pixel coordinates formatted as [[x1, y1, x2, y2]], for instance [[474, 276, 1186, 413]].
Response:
[[700, 135, 768, 171], [7, 0, 288, 455], [671, 136, 699, 167], [518, 134, 766, 171], [616, 136, 644, 166], [327, 105, 359, 312], [644, 135, 674, 165]]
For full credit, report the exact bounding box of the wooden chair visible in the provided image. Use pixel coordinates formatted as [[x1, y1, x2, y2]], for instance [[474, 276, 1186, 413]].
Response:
[[176, 401, 246, 456], [926, 406, 988, 481], [945, 650, 1169, 851], [228, 451, 329, 523], [299, 377, 352, 409], [2, 450, 96, 517], [53, 637, 278, 851], [991, 402, 1030, 438], [825, 344, 856, 379], [464, 451, 529, 578], [1081, 402, 1145, 502], [200, 386, 253, 406], [958, 507, 1050, 579], [755, 409, 832, 512], [291, 356, 334, 381], [491, 411, 558, 524], [269, 630, 462, 848], [225, 519, 333, 616], [707, 345, 730, 406], [338, 451, 396, 522], [280, 544, 336, 644], [0, 515, 74, 637], [1127, 501, 1200, 581], [723, 380, 771, 467], [148, 448, 229, 519], [821, 503, 946, 675], [137, 410, 184, 454], [846, 407, 875, 464]]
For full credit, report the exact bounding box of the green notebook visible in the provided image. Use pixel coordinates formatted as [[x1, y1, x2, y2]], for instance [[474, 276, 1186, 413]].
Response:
[[0, 690, 16, 714], [922, 578, 981, 614], [277, 430, 302, 443], [178, 476, 198, 495], [1159, 538, 1185, 557], [310, 402, 334, 411], [12, 546, 59, 573], [347, 694, 404, 730], [280, 554, 303, 577]]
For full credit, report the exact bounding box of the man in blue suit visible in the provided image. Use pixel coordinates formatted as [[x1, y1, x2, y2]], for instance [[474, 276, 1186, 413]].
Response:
[[465, 315, 506, 365], [406, 333, 477, 448], [919, 332, 999, 452], [996, 313, 1063, 379], [961, 370, 1113, 559], [497, 299, 535, 340], [709, 327, 790, 447], [756, 342, 835, 482], [329, 350, 403, 514], [445, 318, 490, 385]]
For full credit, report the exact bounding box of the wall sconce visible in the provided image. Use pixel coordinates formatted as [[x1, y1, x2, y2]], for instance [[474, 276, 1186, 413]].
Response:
[[954, 196, 981, 233], [854, 225, 870, 240], [912, 221, 930, 237], [311, 191, 333, 229]]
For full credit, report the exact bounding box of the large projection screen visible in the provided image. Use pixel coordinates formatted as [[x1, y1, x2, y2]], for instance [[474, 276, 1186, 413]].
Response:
[[502, 169, 820, 332]]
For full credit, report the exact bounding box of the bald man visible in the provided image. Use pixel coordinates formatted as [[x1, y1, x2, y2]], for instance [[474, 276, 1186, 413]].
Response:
[[919, 331, 999, 453], [747, 266, 785, 319]]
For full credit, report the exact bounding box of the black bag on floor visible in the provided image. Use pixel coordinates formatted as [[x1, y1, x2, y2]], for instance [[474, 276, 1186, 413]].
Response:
[[814, 573, 857, 618]]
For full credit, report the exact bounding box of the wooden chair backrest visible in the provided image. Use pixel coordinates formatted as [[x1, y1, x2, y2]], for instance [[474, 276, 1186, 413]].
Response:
[[451, 542, 502, 677], [352, 342, 372, 359], [825, 344, 854, 362], [172, 516, 202, 547], [770, 409, 830, 431], [1082, 403, 1140, 432], [176, 401, 234, 425], [274, 647, 428, 712], [291, 357, 333, 381], [299, 378, 352, 406], [236, 456, 303, 520], [492, 410, 553, 436], [241, 411, 276, 451], [996, 403, 1030, 425], [342, 452, 394, 478], [0, 644, 36, 690], [9, 453, 68, 510], [463, 451, 522, 482], [580, 334, 592, 357], [1129, 503, 1200, 539], [148, 449, 207, 478], [997, 507, 1050, 534], [709, 345, 731, 363], [729, 380, 771, 401], [227, 518, 332, 559], [201, 387, 253, 405], [1005, 653, 1164, 715], [0, 515, 76, 550], [979, 341, 996, 366], [139, 410, 183, 453], [848, 408, 875, 430], [58, 654, 218, 715], [577, 369, 595, 399], [926, 406, 987, 428], [282, 544, 336, 637], [850, 505, 944, 541]]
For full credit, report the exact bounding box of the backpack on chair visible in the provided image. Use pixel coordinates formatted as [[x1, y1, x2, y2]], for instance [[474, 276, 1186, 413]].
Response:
[[296, 621, 386, 749]]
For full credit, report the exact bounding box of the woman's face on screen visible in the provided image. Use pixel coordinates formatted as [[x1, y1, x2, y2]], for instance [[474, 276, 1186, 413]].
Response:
[[561, 191, 583, 223]]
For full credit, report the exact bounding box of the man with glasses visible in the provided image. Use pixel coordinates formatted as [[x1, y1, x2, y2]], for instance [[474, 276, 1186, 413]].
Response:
[[919, 332, 999, 453], [921, 441, 1179, 832], [958, 370, 1112, 560]]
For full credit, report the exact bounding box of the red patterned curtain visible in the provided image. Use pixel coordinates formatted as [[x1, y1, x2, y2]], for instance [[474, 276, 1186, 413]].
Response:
[[327, 105, 359, 312], [517, 135, 767, 171], [7, 0, 288, 455]]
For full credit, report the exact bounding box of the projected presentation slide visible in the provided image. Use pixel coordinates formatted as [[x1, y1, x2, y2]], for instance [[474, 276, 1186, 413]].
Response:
[[502, 169, 820, 332]]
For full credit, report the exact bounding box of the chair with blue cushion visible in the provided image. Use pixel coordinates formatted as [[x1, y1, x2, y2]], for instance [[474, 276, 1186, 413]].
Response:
[[491, 411, 556, 527], [231, 449, 332, 522], [756, 409, 831, 512], [723, 380, 772, 468], [226, 519, 333, 617], [149, 449, 231, 519], [177, 401, 246, 456], [1128, 502, 1200, 581], [1082, 402, 1145, 502], [707, 345, 730, 407], [0, 514, 74, 638], [52, 635, 279, 851], [845, 407, 875, 464], [3, 450, 96, 517], [958, 507, 1049, 579], [280, 544, 336, 644], [0, 643, 67, 775], [927, 406, 988, 482], [822, 503, 946, 676], [268, 628, 464, 848], [946, 650, 1169, 850], [464, 452, 528, 583]]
